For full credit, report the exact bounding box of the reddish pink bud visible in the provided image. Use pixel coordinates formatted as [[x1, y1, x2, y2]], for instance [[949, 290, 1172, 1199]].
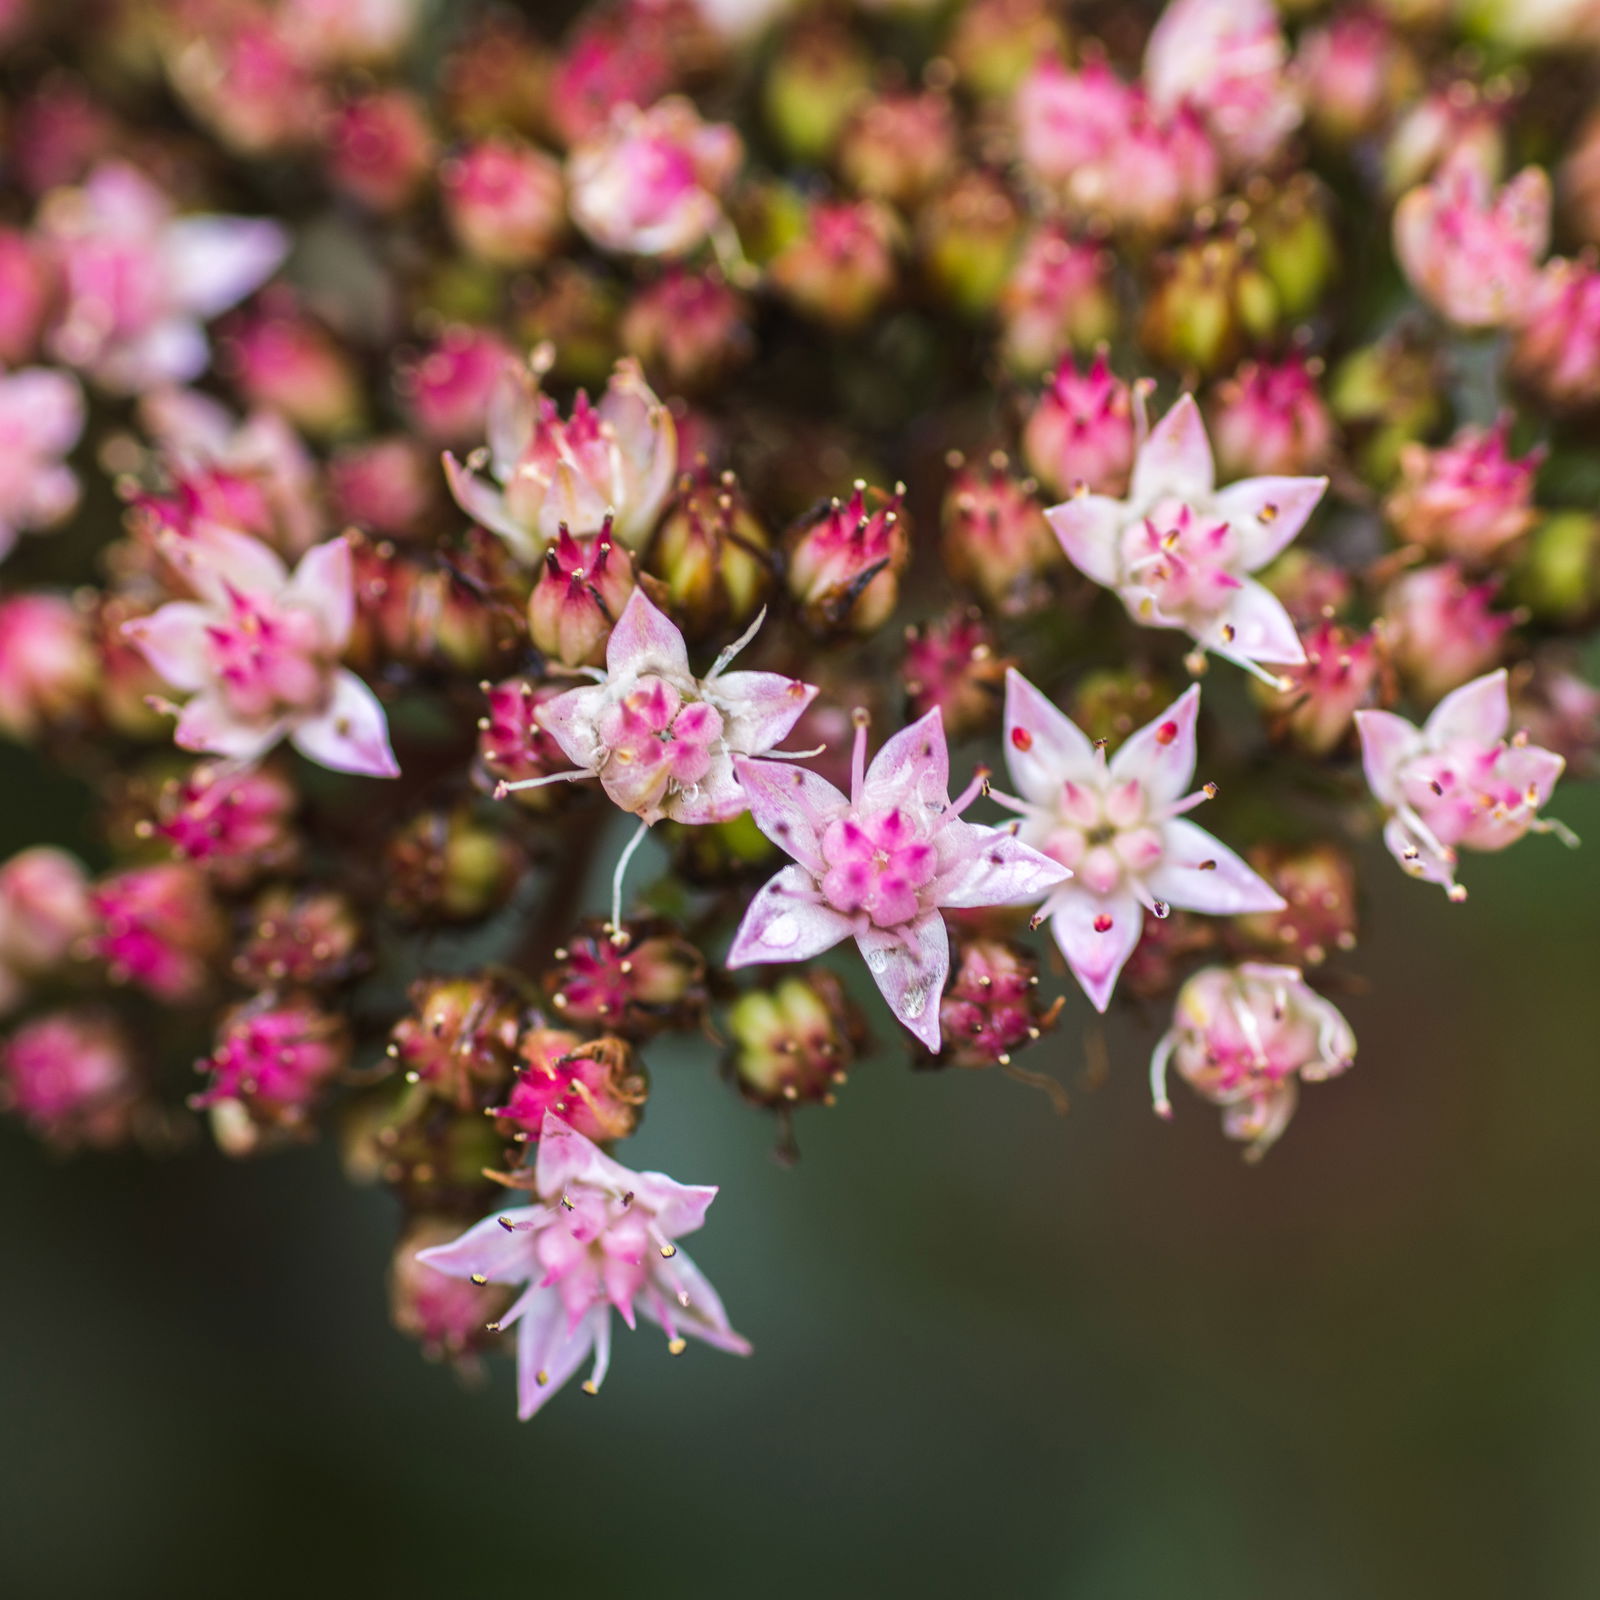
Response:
[[328, 436, 437, 537], [1298, 8, 1417, 144], [998, 227, 1116, 376], [492, 1028, 647, 1146], [324, 89, 435, 213], [542, 919, 707, 1039], [167, 16, 327, 156], [1209, 357, 1335, 480], [234, 886, 363, 988], [785, 480, 909, 634], [475, 678, 576, 809], [548, 2, 683, 148], [9, 77, 116, 194], [1268, 620, 1385, 756], [194, 992, 350, 1128], [0, 847, 91, 1002], [940, 453, 1058, 617], [620, 270, 752, 393], [1382, 564, 1517, 702], [838, 90, 958, 206], [0, 593, 98, 741], [1022, 351, 1136, 501], [902, 610, 1013, 739], [441, 137, 567, 267], [1, 1012, 139, 1148], [396, 325, 516, 445], [527, 522, 638, 668], [1385, 82, 1507, 198], [390, 1219, 512, 1363], [935, 937, 1064, 1072], [145, 762, 300, 888], [726, 972, 866, 1110], [220, 295, 365, 438], [0, 230, 52, 364], [1510, 257, 1600, 412], [89, 863, 224, 1002], [769, 198, 899, 329], [387, 975, 522, 1108], [1235, 844, 1359, 967], [1387, 418, 1542, 565]]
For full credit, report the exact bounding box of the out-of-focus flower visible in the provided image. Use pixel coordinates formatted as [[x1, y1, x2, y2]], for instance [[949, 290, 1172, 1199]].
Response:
[[1511, 257, 1600, 412], [1234, 843, 1359, 968], [769, 198, 898, 329], [1384, 78, 1508, 197], [940, 453, 1057, 617], [234, 886, 362, 988], [901, 610, 1012, 740], [1381, 563, 1515, 702], [1356, 668, 1573, 899], [383, 807, 525, 924], [1047, 393, 1326, 680], [444, 352, 676, 563], [1386, 418, 1542, 565], [0, 846, 91, 1012], [417, 1113, 750, 1420], [89, 862, 223, 1002], [9, 77, 117, 196], [762, 13, 872, 164], [1023, 351, 1136, 501], [491, 1029, 647, 1146], [1298, 8, 1417, 144], [328, 436, 436, 537], [1144, 0, 1301, 173], [1140, 230, 1281, 374], [1208, 357, 1334, 481], [1268, 619, 1385, 756], [391, 1220, 512, 1366], [387, 975, 521, 1107], [838, 90, 957, 207], [286, 0, 421, 67], [165, 15, 327, 156], [998, 228, 1116, 377], [729, 708, 1069, 1049], [0, 368, 84, 565], [1510, 659, 1600, 776], [0, 592, 97, 740], [1394, 150, 1549, 329], [785, 480, 909, 634], [528, 523, 639, 668], [324, 89, 436, 213], [1151, 963, 1355, 1160], [917, 169, 1025, 317], [40, 162, 287, 393], [221, 295, 365, 439], [195, 992, 350, 1133], [947, 0, 1068, 101], [548, 1, 684, 148], [397, 325, 516, 446], [441, 138, 567, 268], [995, 673, 1283, 1012], [1, 1012, 140, 1148], [568, 98, 742, 259], [123, 532, 400, 777], [144, 761, 300, 888], [522, 589, 816, 826], [621, 270, 752, 394], [0, 231, 52, 364], [726, 971, 866, 1109]]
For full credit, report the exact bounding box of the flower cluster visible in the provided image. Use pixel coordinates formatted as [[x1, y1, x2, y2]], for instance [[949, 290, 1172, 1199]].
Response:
[[0, 0, 1593, 1428]]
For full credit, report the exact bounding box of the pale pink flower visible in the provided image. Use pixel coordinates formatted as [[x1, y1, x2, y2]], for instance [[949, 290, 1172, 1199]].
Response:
[[995, 672, 1283, 1013], [1144, 0, 1301, 173], [728, 707, 1070, 1050], [1208, 356, 1334, 480], [0, 367, 85, 565], [123, 532, 399, 778], [40, 162, 287, 393], [1150, 962, 1355, 1161], [1511, 257, 1600, 412], [0, 846, 92, 1014], [1386, 418, 1542, 565], [1381, 563, 1514, 703], [1355, 668, 1574, 900], [0, 229, 52, 364], [441, 137, 567, 267], [398, 325, 516, 446], [417, 1112, 750, 1421], [1046, 392, 1326, 681], [444, 351, 676, 562], [1393, 151, 1550, 330], [520, 589, 816, 826], [567, 97, 742, 259]]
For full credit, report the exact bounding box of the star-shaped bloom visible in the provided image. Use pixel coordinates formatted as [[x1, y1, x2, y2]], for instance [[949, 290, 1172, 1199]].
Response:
[[1046, 392, 1326, 682], [519, 589, 817, 827], [1354, 668, 1573, 900], [727, 707, 1071, 1050], [416, 1113, 749, 1421], [123, 530, 399, 778], [994, 670, 1284, 1012]]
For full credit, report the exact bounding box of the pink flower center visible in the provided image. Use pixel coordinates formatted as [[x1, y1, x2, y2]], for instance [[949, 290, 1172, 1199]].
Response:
[[205, 591, 331, 721], [597, 675, 724, 809], [1038, 776, 1165, 897], [1121, 500, 1242, 625], [818, 806, 938, 929]]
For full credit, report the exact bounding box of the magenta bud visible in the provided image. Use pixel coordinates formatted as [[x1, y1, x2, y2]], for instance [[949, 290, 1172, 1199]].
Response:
[[442, 136, 567, 267]]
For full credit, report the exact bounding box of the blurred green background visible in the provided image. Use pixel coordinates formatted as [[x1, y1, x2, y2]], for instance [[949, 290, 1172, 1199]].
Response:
[[2, 739, 1598, 1600]]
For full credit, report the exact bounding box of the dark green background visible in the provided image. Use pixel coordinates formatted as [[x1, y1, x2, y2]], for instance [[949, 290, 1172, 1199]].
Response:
[[2, 739, 1598, 1600]]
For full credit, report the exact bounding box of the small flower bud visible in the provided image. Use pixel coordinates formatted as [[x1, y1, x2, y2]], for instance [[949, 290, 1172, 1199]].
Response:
[[1266, 620, 1385, 756], [439, 14, 551, 141], [492, 1028, 647, 1145], [769, 198, 899, 329], [645, 466, 772, 639], [902, 610, 1013, 739], [234, 886, 363, 988], [947, 0, 1069, 101], [726, 972, 867, 1108], [388, 975, 523, 1107], [547, 4, 681, 149], [838, 89, 958, 207], [940, 453, 1058, 616], [1387, 418, 1542, 566], [1511, 657, 1600, 777], [324, 89, 436, 213], [384, 809, 525, 925], [935, 937, 1063, 1070], [998, 227, 1117, 377], [1382, 564, 1516, 703], [1259, 550, 1356, 629], [441, 136, 567, 267], [543, 918, 707, 1040], [763, 14, 872, 164], [0, 229, 50, 364], [220, 295, 365, 439], [89, 863, 223, 1002], [1022, 351, 1136, 500], [0, 593, 98, 741], [475, 677, 577, 810], [785, 480, 910, 635], [1509, 257, 1600, 413], [1, 1012, 140, 1149], [619, 270, 752, 395], [395, 325, 515, 446], [1209, 356, 1335, 480], [390, 1219, 512, 1363], [145, 762, 300, 888], [327, 437, 438, 538], [917, 169, 1023, 318], [0, 847, 92, 990], [1141, 230, 1280, 376], [528, 523, 638, 668], [194, 992, 350, 1132], [1233, 845, 1359, 967], [1298, 9, 1419, 145]]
